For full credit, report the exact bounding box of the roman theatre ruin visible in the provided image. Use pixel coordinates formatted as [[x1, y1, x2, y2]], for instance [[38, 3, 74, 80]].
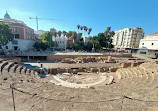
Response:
[[0, 53, 158, 111]]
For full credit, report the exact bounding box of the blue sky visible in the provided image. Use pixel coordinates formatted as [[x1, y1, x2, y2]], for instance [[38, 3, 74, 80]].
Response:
[[0, 0, 157, 36]]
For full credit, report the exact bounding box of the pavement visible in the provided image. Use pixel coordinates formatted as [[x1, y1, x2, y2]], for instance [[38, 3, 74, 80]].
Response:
[[23, 62, 120, 69]]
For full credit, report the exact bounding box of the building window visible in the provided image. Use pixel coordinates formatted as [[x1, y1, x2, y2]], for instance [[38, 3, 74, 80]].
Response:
[[14, 34, 19, 39], [142, 43, 144, 45], [14, 27, 19, 33], [5, 46, 8, 49], [151, 43, 154, 45]]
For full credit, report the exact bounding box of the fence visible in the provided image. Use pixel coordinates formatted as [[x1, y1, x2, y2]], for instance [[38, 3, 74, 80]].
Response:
[[8, 83, 158, 111]]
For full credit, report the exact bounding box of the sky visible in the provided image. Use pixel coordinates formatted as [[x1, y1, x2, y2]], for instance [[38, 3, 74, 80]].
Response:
[[0, 0, 158, 36]]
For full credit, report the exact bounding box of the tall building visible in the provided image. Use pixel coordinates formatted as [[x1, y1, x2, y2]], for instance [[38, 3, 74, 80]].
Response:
[[0, 12, 35, 51], [139, 32, 158, 50], [112, 28, 144, 49], [0, 12, 35, 40]]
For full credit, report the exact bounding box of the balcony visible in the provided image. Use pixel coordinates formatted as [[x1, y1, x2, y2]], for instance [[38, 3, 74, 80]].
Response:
[[12, 40, 18, 45]]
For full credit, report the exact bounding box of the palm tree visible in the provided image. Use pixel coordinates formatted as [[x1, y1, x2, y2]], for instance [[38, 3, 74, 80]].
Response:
[[80, 26, 83, 31], [62, 30, 67, 36], [88, 28, 92, 35], [52, 32, 57, 44], [77, 24, 80, 33], [72, 31, 77, 42], [80, 26, 84, 37], [66, 31, 73, 47], [58, 31, 62, 37], [109, 31, 115, 37], [83, 26, 87, 31], [77, 33, 82, 41], [83, 26, 88, 37], [104, 27, 111, 37], [53, 32, 57, 37]]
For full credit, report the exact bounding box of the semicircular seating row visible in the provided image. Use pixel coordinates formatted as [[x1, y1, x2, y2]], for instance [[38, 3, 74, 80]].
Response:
[[5, 62, 158, 110], [0, 59, 40, 80], [104, 62, 158, 100]]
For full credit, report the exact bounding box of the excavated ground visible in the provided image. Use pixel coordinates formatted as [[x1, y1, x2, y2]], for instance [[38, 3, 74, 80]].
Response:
[[0, 56, 158, 111]]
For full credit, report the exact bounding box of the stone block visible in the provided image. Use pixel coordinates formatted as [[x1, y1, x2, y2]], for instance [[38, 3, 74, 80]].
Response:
[[57, 68, 66, 73], [131, 62, 140, 67], [98, 68, 104, 72], [90, 68, 99, 72], [61, 58, 75, 63], [72, 69, 78, 74], [78, 68, 86, 72], [109, 67, 118, 72], [50, 68, 57, 74], [121, 63, 131, 68], [103, 67, 109, 72]]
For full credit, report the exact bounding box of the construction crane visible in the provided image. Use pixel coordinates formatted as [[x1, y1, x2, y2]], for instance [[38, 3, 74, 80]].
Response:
[[29, 16, 64, 31]]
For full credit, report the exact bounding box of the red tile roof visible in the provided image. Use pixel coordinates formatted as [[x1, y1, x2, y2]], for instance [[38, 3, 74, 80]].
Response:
[[147, 32, 158, 36]]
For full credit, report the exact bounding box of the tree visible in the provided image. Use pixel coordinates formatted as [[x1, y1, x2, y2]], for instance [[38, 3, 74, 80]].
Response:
[[80, 26, 83, 31], [58, 30, 62, 37], [104, 27, 111, 37], [77, 33, 82, 41], [33, 42, 49, 50], [52, 31, 57, 37], [0, 22, 13, 46], [88, 28, 92, 35], [83, 26, 88, 32], [77, 24, 80, 33], [39, 31, 55, 48], [109, 31, 115, 37], [70, 38, 84, 51], [72, 31, 77, 42], [62, 30, 67, 36], [83, 26, 88, 37], [66, 31, 73, 38]]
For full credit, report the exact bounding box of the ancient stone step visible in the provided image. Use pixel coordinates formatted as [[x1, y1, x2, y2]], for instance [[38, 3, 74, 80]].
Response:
[[0, 61, 8, 74], [2, 62, 15, 74], [16, 65, 23, 74], [116, 69, 125, 79], [20, 67, 27, 74], [9, 64, 18, 74], [26, 69, 31, 75], [147, 69, 158, 88]]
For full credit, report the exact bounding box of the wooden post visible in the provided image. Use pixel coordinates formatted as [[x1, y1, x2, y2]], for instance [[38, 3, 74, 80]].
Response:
[[10, 84, 16, 111]]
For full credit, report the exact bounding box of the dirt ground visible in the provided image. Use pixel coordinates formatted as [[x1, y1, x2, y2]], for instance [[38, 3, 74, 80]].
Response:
[[0, 55, 158, 111]]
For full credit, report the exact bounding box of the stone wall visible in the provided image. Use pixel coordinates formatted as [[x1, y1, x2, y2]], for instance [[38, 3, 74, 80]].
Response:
[[47, 54, 132, 61]]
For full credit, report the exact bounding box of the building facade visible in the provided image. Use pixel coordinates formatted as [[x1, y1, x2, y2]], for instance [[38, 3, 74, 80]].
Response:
[[112, 28, 144, 49], [139, 32, 158, 50], [52, 35, 67, 49], [0, 12, 35, 51]]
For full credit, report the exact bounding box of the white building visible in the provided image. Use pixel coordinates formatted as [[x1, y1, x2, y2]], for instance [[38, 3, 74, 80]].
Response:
[[52, 35, 67, 49], [2, 39, 35, 51], [139, 32, 158, 50], [112, 28, 144, 49], [83, 37, 89, 45]]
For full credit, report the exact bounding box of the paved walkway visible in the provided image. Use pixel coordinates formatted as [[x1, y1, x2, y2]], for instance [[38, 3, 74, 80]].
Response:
[[24, 62, 120, 69]]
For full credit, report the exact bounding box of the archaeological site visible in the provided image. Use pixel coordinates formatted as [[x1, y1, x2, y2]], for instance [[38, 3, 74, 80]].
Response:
[[0, 53, 158, 111]]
